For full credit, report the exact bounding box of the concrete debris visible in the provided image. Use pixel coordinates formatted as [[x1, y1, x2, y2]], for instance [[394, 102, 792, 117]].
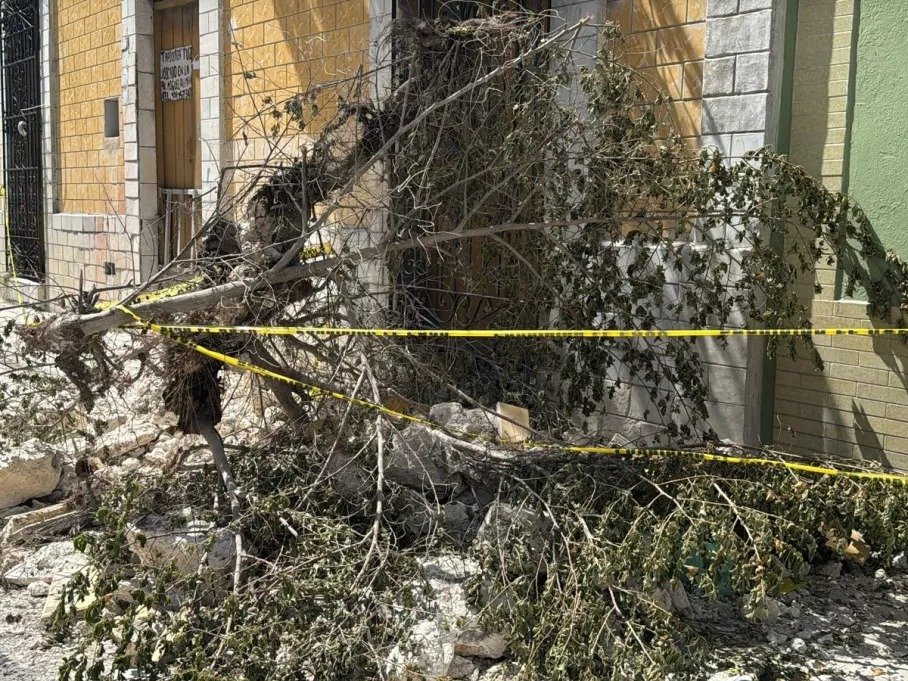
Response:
[[126, 515, 237, 575], [385, 425, 461, 497], [0, 439, 62, 509], [92, 420, 161, 459], [428, 403, 497, 438], [0, 502, 87, 543], [3, 541, 88, 586], [474, 502, 550, 558], [891, 552, 907, 572], [389, 555, 507, 680]]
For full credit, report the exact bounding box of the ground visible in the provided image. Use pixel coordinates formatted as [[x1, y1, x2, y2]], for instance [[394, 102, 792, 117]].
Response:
[[0, 555, 906, 680]]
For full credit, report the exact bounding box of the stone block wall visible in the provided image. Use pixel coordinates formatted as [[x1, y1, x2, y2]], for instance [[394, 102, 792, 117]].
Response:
[[44, 214, 136, 300], [54, 0, 124, 215], [700, 0, 775, 158]]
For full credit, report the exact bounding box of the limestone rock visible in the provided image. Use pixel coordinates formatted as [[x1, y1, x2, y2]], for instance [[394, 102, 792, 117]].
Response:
[[27, 581, 50, 597], [0, 439, 62, 509], [126, 515, 237, 575]]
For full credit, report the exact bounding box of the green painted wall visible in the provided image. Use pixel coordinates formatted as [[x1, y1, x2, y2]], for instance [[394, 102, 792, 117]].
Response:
[[847, 2, 908, 259]]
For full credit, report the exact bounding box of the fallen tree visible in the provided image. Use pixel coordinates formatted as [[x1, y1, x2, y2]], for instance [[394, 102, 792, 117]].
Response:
[[3, 7, 908, 681]]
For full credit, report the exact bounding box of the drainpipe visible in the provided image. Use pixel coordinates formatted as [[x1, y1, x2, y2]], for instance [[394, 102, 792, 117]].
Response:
[[758, 0, 800, 445]]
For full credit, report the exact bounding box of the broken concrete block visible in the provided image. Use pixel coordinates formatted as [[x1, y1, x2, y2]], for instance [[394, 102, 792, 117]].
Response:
[[386, 425, 459, 496], [126, 515, 237, 576], [0, 439, 62, 509], [93, 420, 160, 459], [40, 571, 97, 623], [3, 540, 88, 586], [495, 402, 531, 444], [0, 502, 88, 543]]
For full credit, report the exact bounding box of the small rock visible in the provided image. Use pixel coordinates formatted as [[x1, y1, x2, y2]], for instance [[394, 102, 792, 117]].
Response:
[[786, 603, 801, 619], [479, 662, 520, 681], [874, 568, 887, 581], [790, 637, 807, 653], [891, 552, 908, 572], [428, 402, 465, 426], [447, 655, 476, 679], [120, 457, 142, 472], [26, 581, 49, 597], [454, 630, 507, 659]]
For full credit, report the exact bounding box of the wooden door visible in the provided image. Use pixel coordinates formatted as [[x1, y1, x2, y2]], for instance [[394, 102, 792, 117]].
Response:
[[154, 0, 200, 262]]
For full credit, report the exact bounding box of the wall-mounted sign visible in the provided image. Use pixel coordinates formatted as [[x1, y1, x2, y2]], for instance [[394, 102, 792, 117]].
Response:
[[160, 46, 192, 102]]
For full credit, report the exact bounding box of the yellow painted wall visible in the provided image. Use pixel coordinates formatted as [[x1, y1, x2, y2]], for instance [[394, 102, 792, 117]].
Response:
[[55, 0, 123, 215], [773, 0, 908, 471], [225, 0, 370, 167], [606, 0, 705, 142]]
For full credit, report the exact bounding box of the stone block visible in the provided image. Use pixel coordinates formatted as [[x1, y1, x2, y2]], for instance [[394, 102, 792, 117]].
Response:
[[707, 0, 738, 16], [701, 93, 768, 133], [706, 11, 772, 56], [734, 51, 769, 92], [704, 56, 736, 96], [730, 131, 766, 157]]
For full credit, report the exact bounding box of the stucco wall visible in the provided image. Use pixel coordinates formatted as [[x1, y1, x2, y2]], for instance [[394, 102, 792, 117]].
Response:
[[847, 1, 908, 261], [54, 0, 124, 215], [772, 0, 908, 471]]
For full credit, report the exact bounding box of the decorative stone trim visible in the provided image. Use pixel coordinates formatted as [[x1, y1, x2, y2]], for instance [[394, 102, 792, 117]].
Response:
[[122, 0, 158, 280], [199, 0, 224, 223]]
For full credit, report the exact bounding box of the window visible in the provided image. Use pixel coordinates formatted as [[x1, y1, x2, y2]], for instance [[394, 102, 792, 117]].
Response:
[[103, 98, 119, 138]]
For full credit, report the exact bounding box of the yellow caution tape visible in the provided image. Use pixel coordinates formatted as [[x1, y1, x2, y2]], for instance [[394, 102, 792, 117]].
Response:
[[142, 323, 908, 340], [117, 304, 908, 485]]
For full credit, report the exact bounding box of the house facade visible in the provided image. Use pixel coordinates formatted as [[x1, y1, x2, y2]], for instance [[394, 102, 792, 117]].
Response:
[[0, 0, 906, 465]]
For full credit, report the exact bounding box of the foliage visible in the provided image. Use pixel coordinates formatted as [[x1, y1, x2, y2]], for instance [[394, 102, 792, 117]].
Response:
[[468, 455, 908, 680]]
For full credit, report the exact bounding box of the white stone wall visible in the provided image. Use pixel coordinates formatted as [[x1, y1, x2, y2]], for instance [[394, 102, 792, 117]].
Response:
[[701, 0, 777, 157]]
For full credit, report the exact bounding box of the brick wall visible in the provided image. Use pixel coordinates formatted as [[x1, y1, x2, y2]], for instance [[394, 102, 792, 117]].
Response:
[[605, 0, 706, 142], [54, 0, 124, 215], [224, 0, 369, 168], [772, 1, 908, 471]]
